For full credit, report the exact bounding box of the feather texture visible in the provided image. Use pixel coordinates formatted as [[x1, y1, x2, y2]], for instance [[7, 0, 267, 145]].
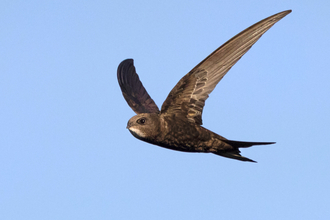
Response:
[[117, 59, 160, 114], [161, 10, 291, 125]]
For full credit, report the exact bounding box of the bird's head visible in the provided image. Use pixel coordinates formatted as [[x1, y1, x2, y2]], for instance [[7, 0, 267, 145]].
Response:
[[126, 113, 161, 141]]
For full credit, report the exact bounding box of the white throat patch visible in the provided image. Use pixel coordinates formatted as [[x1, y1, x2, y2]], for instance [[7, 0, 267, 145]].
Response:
[[129, 127, 146, 138]]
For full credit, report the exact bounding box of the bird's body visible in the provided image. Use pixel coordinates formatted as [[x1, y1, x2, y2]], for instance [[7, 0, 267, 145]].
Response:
[[126, 113, 273, 162], [128, 113, 214, 153], [117, 10, 291, 162]]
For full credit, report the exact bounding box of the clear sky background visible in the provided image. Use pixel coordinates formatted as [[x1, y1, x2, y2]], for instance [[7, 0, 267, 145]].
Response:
[[1, 1, 329, 219]]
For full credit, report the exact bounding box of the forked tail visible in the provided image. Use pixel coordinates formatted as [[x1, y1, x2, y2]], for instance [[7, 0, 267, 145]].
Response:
[[213, 140, 275, 162]]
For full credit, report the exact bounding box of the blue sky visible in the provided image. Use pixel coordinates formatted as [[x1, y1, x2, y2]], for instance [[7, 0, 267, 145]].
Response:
[[1, 1, 329, 219]]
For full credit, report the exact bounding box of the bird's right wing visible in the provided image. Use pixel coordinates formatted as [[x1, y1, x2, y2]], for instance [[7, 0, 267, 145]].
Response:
[[161, 10, 291, 125], [117, 59, 160, 114]]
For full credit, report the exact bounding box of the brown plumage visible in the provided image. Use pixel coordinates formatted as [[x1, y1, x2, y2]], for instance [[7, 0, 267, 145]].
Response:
[[117, 10, 291, 162]]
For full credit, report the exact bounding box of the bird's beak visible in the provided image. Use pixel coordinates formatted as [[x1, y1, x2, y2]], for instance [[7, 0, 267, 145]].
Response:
[[126, 121, 132, 129]]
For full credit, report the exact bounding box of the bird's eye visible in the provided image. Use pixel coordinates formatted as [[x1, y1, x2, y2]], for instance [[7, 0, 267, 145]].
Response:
[[137, 118, 146, 124]]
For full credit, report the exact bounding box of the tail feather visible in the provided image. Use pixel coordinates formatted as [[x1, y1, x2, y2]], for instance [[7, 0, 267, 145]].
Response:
[[212, 139, 275, 162], [213, 150, 257, 162], [222, 139, 275, 148]]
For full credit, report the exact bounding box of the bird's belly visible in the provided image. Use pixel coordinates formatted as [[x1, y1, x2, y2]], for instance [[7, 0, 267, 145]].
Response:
[[157, 135, 207, 153], [157, 118, 212, 152]]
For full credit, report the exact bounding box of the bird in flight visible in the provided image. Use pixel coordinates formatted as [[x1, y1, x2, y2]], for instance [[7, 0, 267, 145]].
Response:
[[117, 10, 291, 162]]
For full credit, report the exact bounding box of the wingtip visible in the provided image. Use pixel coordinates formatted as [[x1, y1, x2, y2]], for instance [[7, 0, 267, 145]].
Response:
[[269, 10, 292, 22], [118, 58, 134, 67], [280, 10, 292, 18], [117, 59, 135, 80], [283, 9, 292, 13], [277, 9, 292, 15]]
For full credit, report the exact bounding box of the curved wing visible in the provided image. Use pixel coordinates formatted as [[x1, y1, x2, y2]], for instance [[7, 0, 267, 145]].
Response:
[[161, 10, 291, 125], [117, 59, 160, 114]]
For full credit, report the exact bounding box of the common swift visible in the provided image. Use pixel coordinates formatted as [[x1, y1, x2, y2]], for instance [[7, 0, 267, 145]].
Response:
[[117, 10, 291, 162]]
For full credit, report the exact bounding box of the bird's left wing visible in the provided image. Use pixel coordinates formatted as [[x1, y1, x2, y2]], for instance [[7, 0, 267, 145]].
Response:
[[161, 10, 291, 125], [117, 59, 160, 114]]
